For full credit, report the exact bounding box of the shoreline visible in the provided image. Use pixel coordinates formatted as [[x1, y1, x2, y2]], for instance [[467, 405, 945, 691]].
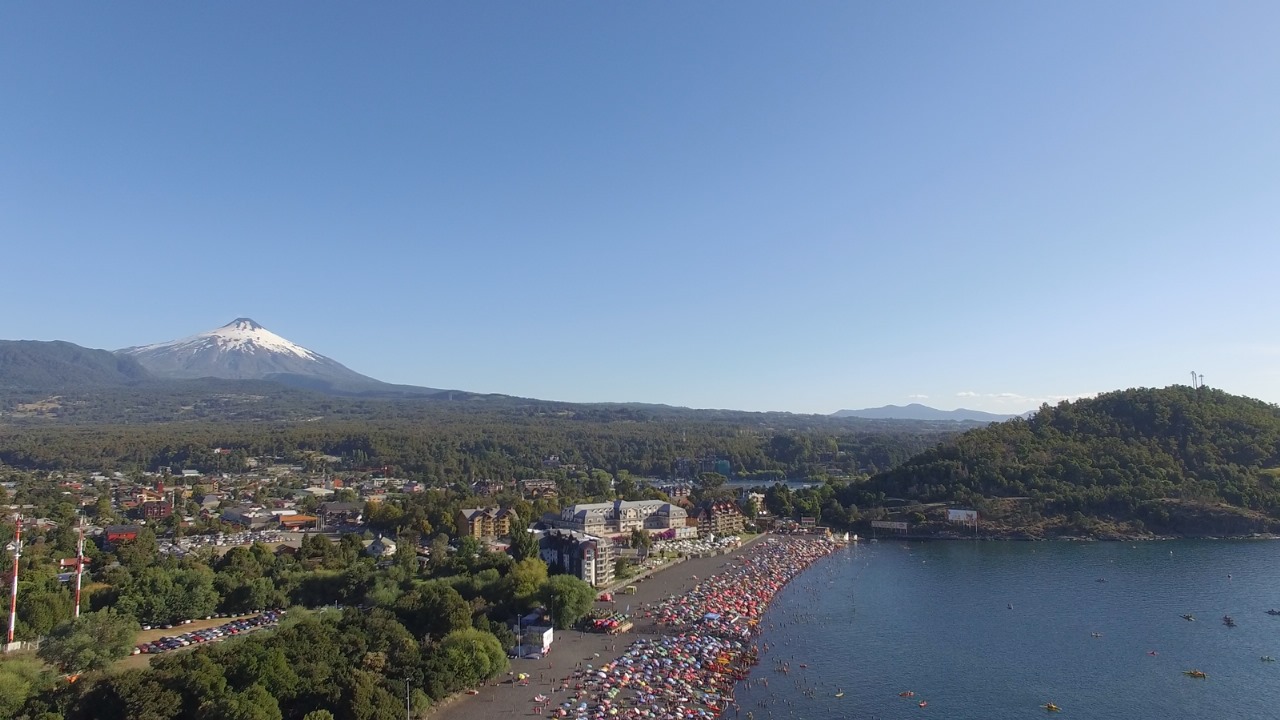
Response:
[[863, 532, 1280, 542], [428, 534, 839, 720]]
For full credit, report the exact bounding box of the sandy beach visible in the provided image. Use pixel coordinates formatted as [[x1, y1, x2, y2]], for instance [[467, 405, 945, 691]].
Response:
[[429, 534, 832, 720]]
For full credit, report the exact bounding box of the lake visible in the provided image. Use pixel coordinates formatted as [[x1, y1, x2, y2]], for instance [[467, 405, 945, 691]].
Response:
[[736, 539, 1280, 720]]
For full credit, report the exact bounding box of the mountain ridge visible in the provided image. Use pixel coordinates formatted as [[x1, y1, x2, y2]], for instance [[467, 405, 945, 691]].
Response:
[[0, 340, 154, 390], [832, 403, 1019, 422], [863, 386, 1280, 537]]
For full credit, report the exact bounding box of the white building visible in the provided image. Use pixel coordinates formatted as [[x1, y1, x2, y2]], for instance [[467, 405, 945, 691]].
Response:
[[554, 499, 688, 536]]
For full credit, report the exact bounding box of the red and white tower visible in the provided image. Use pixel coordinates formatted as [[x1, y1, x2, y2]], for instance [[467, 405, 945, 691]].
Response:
[[74, 517, 86, 618], [7, 515, 22, 646]]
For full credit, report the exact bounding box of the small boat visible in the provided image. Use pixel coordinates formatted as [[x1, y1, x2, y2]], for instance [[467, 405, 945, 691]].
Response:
[[1262, 656, 1276, 662], [899, 691, 916, 697], [1183, 670, 1207, 678], [1266, 609, 1280, 616], [1223, 615, 1237, 627], [1181, 614, 1196, 621], [918, 700, 928, 708], [834, 692, 845, 698], [1091, 632, 1103, 638], [1148, 650, 1159, 656], [1043, 703, 1061, 712]]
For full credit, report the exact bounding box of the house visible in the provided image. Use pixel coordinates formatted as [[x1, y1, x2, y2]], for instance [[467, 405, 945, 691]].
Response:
[[537, 529, 615, 587], [278, 514, 317, 531], [552, 500, 688, 537], [692, 501, 747, 538], [220, 506, 277, 530], [738, 490, 766, 515], [456, 507, 518, 539], [103, 524, 142, 547], [470, 479, 508, 497], [140, 500, 173, 521], [197, 493, 224, 511], [518, 478, 559, 498], [318, 501, 364, 528], [654, 482, 693, 499], [365, 535, 397, 558], [132, 488, 167, 505]]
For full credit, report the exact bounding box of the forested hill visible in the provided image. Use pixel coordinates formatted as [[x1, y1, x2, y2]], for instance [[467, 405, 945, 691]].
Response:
[[868, 386, 1280, 536]]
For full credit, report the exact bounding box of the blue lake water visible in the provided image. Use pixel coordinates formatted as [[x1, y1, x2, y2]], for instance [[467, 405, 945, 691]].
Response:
[[736, 540, 1280, 720]]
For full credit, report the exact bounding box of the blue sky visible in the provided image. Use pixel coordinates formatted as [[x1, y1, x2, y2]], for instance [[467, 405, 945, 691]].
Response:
[[3, 2, 1278, 414]]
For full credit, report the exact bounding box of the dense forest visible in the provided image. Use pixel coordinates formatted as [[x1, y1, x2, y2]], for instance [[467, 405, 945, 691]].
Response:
[[862, 386, 1280, 536], [0, 416, 953, 481], [1, 522, 584, 720]]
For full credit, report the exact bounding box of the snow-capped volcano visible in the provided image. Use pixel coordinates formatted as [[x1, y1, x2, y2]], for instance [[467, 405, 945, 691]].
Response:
[[117, 318, 379, 386]]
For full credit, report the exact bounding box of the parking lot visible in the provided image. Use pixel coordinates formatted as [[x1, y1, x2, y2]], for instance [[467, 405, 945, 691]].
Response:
[[158, 531, 302, 557], [131, 610, 285, 659]]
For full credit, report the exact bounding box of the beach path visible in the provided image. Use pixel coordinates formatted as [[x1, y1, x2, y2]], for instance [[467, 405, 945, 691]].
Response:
[[427, 537, 769, 720]]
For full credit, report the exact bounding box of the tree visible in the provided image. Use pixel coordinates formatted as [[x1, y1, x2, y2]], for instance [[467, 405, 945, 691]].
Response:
[[303, 712, 336, 720], [507, 526, 538, 562], [697, 472, 728, 491], [81, 668, 183, 720], [16, 580, 74, 639], [628, 529, 653, 551], [114, 528, 159, 570], [92, 494, 115, 522], [437, 628, 509, 686], [114, 566, 218, 626], [427, 534, 451, 575], [0, 657, 48, 719], [38, 609, 139, 674], [537, 575, 595, 629], [455, 536, 481, 567], [393, 583, 472, 641], [196, 684, 282, 720], [501, 557, 548, 609]]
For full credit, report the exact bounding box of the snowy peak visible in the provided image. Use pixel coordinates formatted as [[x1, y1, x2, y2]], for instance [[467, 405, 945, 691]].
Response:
[[225, 317, 265, 331], [117, 318, 365, 383], [148, 317, 323, 361]]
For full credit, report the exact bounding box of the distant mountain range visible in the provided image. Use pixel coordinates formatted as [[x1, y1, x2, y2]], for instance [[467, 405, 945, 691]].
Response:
[[831, 403, 1020, 422], [0, 318, 1035, 427]]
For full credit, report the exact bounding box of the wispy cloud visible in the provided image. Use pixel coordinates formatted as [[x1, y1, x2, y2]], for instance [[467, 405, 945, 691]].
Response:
[[907, 394, 929, 400], [956, 391, 979, 398]]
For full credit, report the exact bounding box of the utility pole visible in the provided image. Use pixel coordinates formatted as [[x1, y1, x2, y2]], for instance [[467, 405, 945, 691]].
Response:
[[405, 677, 411, 720]]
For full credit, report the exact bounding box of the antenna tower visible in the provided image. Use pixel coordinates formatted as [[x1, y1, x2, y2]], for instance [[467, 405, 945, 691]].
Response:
[[1190, 371, 1199, 389], [74, 516, 86, 618], [7, 515, 21, 646]]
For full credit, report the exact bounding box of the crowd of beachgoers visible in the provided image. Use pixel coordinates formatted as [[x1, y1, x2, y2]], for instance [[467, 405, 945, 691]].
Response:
[[538, 536, 838, 720]]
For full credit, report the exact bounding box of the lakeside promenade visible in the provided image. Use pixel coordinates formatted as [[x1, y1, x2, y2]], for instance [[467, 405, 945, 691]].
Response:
[[430, 534, 838, 720]]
